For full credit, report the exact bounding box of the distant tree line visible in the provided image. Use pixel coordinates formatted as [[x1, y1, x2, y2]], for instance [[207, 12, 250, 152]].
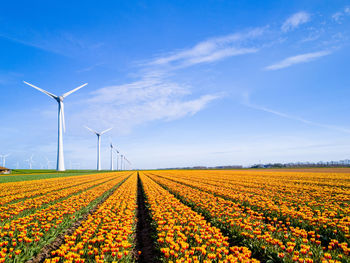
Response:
[[250, 159, 350, 168], [161, 159, 350, 170]]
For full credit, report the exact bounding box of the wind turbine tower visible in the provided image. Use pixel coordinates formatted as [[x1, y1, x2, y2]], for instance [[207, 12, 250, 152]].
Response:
[[111, 144, 120, 171], [26, 155, 34, 169], [24, 81, 87, 171], [125, 156, 129, 170], [0, 154, 10, 167], [85, 127, 112, 170], [110, 143, 116, 171], [120, 154, 124, 170], [123, 156, 127, 170], [115, 150, 120, 170], [125, 158, 131, 170]]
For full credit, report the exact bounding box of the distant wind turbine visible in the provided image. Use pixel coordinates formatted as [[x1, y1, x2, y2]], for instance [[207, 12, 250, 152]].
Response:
[[24, 81, 88, 171], [124, 156, 130, 170], [120, 154, 124, 170], [110, 143, 114, 171], [124, 156, 127, 170], [26, 155, 34, 169], [0, 154, 10, 167], [110, 143, 120, 171], [114, 149, 120, 170], [85, 126, 112, 170], [125, 158, 131, 170]]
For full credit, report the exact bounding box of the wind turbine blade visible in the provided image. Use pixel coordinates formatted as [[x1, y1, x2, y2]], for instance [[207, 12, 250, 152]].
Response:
[[100, 127, 112, 135], [62, 83, 88, 98], [60, 101, 66, 132], [84, 126, 98, 135], [23, 81, 58, 99]]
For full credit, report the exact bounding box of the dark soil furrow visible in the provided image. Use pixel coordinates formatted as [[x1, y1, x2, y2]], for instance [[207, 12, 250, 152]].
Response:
[[135, 173, 160, 263]]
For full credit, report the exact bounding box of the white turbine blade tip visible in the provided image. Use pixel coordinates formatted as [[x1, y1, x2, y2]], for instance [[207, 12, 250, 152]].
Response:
[[23, 81, 58, 99], [62, 83, 88, 98], [101, 127, 112, 135], [84, 126, 97, 134]]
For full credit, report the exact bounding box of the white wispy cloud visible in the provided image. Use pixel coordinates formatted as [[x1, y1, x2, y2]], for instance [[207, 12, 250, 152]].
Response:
[[281, 12, 310, 32], [332, 6, 350, 23], [74, 28, 266, 133], [149, 28, 264, 68], [72, 74, 220, 133], [76, 62, 105, 73], [264, 50, 331, 70], [244, 103, 350, 134], [332, 12, 344, 22]]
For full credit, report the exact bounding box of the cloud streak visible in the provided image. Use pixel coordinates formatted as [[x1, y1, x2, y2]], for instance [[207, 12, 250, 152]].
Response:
[[76, 28, 267, 133], [332, 6, 350, 23], [149, 28, 264, 68], [264, 50, 331, 70], [244, 103, 350, 134], [73, 75, 220, 133], [281, 12, 310, 32]]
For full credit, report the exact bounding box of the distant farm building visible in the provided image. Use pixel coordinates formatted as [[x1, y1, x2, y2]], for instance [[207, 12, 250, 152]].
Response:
[[0, 166, 11, 174]]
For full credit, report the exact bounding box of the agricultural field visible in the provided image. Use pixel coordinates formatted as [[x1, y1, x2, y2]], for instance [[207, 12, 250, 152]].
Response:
[[0, 169, 349, 262], [0, 170, 117, 184]]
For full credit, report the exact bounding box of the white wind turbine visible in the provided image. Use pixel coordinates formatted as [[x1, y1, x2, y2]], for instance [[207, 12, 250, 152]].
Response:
[[24, 81, 87, 171], [110, 143, 120, 171], [0, 154, 10, 167], [114, 148, 120, 170], [26, 154, 34, 169], [124, 156, 128, 170], [125, 157, 131, 170], [120, 154, 124, 170], [85, 127, 112, 171], [110, 143, 114, 171], [113, 148, 120, 170]]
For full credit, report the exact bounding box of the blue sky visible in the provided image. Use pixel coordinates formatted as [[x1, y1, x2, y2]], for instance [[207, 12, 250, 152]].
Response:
[[1, 0, 350, 169]]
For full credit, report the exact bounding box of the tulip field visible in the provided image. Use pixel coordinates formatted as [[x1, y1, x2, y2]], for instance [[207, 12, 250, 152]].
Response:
[[0, 169, 349, 262]]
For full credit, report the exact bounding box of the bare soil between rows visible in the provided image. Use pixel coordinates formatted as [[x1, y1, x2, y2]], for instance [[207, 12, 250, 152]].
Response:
[[134, 173, 159, 263]]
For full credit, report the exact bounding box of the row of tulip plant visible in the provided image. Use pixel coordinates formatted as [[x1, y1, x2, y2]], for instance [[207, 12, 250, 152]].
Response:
[[44, 172, 138, 263], [0, 173, 121, 221], [0, 172, 130, 262], [139, 172, 259, 263], [146, 171, 349, 263]]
